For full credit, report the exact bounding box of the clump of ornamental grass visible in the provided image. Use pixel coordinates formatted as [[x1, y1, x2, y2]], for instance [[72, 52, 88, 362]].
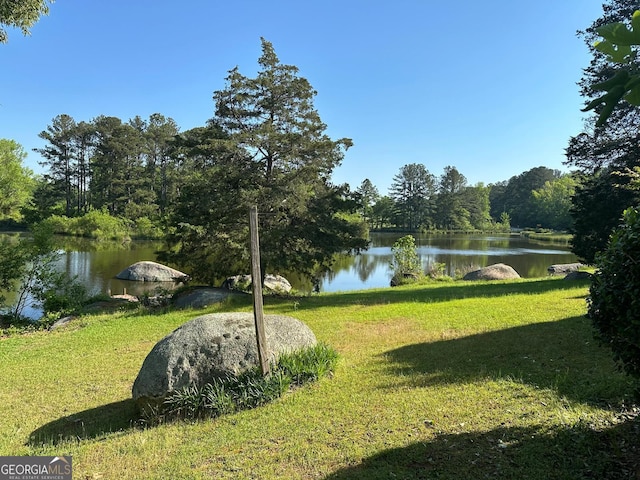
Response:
[[144, 343, 338, 424]]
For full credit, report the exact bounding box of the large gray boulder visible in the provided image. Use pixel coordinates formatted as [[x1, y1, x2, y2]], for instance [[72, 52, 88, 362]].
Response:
[[463, 263, 520, 281], [116, 261, 189, 282], [132, 312, 316, 408], [221, 274, 292, 294]]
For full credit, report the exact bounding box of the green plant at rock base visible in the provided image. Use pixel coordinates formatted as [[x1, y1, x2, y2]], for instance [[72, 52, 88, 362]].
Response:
[[148, 343, 339, 424], [427, 262, 448, 280]]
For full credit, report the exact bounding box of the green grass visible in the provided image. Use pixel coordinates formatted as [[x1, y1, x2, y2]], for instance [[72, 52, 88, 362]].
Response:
[[1, 277, 638, 479], [520, 231, 573, 245]]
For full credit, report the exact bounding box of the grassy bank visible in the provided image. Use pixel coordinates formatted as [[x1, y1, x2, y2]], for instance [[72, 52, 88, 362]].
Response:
[[1, 278, 637, 479], [520, 231, 573, 245]]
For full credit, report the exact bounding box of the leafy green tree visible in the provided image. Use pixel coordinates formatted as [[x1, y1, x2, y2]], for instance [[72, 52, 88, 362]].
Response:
[[435, 166, 470, 230], [499, 212, 511, 232], [371, 195, 395, 230], [0, 235, 27, 308], [461, 183, 493, 230], [494, 166, 561, 228], [580, 7, 640, 127], [489, 180, 508, 221], [0, 139, 35, 222], [531, 175, 578, 231], [0, 0, 52, 43], [389, 163, 436, 230], [573, 5, 640, 383], [165, 39, 368, 285], [0, 223, 87, 320], [22, 176, 65, 224]]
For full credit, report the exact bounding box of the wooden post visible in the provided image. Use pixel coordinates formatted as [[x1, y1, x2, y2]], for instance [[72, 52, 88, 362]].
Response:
[[249, 206, 270, 376]]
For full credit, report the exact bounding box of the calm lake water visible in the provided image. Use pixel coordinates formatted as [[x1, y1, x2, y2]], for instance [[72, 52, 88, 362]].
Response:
[[1, 232, 578, 317], [319, 232, 577, 292], [61, 232, 577, 294]]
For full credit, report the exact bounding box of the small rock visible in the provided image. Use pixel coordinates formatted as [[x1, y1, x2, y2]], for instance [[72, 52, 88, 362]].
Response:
[[221, 274, 292, 293], [564, 271, 592, 281], [547, 263, 584, 275], [49, 315, 76, 331]]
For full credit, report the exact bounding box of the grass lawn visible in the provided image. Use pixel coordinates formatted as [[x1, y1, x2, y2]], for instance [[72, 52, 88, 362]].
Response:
[[1, 277, 638, 479]]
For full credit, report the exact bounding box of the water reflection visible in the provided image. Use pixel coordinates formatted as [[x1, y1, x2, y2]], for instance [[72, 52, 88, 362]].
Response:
[[0, 232, 579, 304], [317, 233, 578, 292]]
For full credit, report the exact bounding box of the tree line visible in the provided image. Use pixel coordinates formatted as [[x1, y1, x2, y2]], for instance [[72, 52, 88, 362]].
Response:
[[357, 165, 577, 232], [31, 113, 180, 221], [19, 116, 578, 234]]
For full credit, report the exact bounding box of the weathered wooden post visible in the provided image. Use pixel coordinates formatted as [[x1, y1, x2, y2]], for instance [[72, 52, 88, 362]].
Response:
[[249, 205, 270, 376]]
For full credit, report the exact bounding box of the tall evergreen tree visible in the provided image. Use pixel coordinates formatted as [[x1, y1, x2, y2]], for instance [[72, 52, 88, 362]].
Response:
[[165, 38, 368, 285], [356, 178, 380, 228], [71, 121, 94, 214], [145, 113, 180, 216], [91, 116, 146, 216], [36, 114, 77, 216], [389, 163, 436, 230]]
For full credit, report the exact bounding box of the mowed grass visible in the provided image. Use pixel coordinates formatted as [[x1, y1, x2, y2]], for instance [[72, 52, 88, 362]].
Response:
[[1, 277, 638, 479]]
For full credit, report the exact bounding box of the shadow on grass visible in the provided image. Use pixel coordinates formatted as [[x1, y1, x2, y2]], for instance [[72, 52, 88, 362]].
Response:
[[283, 278, 591, 310], [28, 399, 139, 446], [323, 417, 640, 480], [383, 316, 635, 406]]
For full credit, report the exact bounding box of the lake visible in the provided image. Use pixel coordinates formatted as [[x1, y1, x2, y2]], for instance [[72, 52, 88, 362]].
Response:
[[1, 232, 578, 317], [60, 232, 577, 294], [318, 232, 577, 292]]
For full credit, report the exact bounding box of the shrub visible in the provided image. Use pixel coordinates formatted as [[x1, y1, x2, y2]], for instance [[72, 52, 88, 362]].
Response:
[[40, 272, 88, 316], [133, 217, 163, 239], [39, 214, 71, 234], [39, 210, 129, 240], [588, 206, 640, 382], [390, 235, 423, 286], [75, 209, 128, 239]]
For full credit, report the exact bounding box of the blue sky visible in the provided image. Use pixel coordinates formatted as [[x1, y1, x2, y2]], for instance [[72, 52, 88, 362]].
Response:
[[1, 0, 605, 194]]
